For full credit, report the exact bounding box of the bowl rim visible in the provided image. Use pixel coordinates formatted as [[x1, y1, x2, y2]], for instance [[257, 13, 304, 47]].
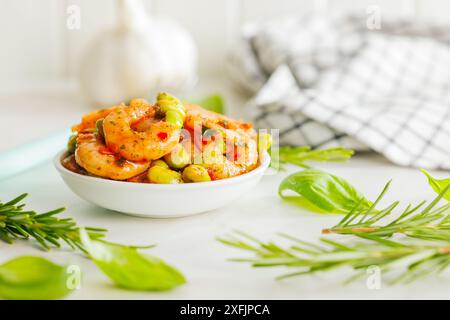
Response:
[[54, 150, 271, 189]]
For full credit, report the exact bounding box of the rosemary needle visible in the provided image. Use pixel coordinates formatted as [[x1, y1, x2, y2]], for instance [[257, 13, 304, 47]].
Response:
[[219, 231, 450, 284], [219, 181, 450, 284], [0, 193, 106, 253], [323, 183, 450, 241]]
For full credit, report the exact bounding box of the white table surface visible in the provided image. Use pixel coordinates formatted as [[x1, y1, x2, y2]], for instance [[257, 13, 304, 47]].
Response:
[[0, 79, 449, 300]]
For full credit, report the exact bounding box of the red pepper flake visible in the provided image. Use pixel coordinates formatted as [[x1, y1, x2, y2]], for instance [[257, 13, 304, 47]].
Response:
[[99, 146, 115, 155], [207, 168, 216, 181], [79, 130, 96, 135], [157, 132, 168, 140], [202, 134, 217, 145], [226, 148, 238, 162]]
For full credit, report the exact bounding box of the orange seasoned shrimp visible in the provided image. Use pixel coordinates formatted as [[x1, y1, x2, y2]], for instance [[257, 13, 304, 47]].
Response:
[[72, 106, 120, 132], [184, 104, 255, 138], [103, 98, 181, 162], [201, 156, 245, 180], [184, 104, 259, 180], [199, 138, 258, 180], [75, 132, 150, 180]]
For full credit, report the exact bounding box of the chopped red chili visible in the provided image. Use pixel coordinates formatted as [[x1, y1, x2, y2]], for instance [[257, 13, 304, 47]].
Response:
[[207, 168, 216, 180], [98, 146, 115, 155], [225, 149, 238, 162], [157, 132, 168, 140]]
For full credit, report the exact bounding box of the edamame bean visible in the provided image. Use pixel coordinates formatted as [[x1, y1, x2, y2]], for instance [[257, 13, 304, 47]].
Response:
[[150, 159, 169, 169], [200, 144, 223, 165], [67, 134, 78, 154], [95, 119, 105, 138], [147, 166, 183, 184], [182, 165, 211, 182], [156, 92, 186, 129], [257, 133, 272, 152], [164, 144, 190, 169]]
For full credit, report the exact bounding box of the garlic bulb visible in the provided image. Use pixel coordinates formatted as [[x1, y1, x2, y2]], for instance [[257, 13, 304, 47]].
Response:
[[79, 0, 198, 108]]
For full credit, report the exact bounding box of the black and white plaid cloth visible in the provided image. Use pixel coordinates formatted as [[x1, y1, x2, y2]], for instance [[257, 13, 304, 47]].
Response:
[[228, 14, 450, 170]]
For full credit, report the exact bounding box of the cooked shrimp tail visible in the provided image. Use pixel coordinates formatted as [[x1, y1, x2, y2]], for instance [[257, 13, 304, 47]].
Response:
[[103, 98, 181, 161], [72, 106, 119, 132], [75, 132, 150, 180]]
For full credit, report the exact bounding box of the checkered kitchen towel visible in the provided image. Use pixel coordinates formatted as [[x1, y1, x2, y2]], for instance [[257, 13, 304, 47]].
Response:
[[228, 14, 450, 170]]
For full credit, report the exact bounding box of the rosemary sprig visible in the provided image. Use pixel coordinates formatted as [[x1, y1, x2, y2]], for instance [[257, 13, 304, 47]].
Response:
[[218, 231, 450, 284], [219, 180, 450, 284], [322, 183, 450, 241], [0, 193, 106, 253]]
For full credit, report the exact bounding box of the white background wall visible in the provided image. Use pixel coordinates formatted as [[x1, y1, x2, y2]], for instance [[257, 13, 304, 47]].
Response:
[[0, 0, 449, 93]]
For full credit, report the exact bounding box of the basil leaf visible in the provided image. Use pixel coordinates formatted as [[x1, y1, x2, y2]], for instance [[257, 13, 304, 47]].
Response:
[[278, 169, 372, 213], [80, 229, 185, 291], [278, 146, 354, 169], [193, 94, 224, 114], [421, 169, 450, 202], [0, 256, 70, 300]]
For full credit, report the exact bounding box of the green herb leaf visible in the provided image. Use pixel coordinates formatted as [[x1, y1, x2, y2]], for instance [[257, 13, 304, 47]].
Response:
[[192, 94, 224, 114], [80, 229, 185, 291], [421, 169, 450, 202], [278, 169, 372, 213], [278, 146, 354, 168], [0, 256, 71, 300]]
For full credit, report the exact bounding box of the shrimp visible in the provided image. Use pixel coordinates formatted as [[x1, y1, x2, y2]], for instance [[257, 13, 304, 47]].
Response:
[[184, 104, 255, 138], [184, 104, 259, 179], [72, 106, 120, 132], [75, 132, 150, 180], [201, 156, 246, 180], [103, 98, 183, 162], [199, 139, 258, 180]]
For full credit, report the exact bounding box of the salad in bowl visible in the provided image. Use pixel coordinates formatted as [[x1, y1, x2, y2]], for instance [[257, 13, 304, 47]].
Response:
[[56, 93, 271, 217]]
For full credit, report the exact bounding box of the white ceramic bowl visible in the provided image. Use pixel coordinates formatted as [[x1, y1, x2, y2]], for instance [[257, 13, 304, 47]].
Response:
[[54, 151, 270, 218]]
